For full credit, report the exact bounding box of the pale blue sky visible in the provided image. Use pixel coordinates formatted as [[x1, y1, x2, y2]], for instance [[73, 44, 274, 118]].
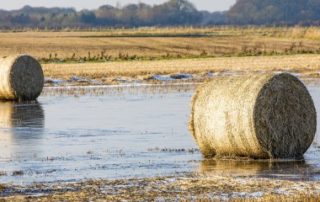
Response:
[[0, 0, 236, 11]]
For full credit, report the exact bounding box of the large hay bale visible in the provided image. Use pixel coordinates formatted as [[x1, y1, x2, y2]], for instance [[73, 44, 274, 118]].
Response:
[[0, 55, 44, 101], [190, 73, 317, 159]]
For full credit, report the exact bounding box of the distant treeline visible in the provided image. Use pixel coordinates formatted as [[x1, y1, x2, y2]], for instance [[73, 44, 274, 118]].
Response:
[[0, 0, 320, 29], [0, 0, 226, 29], [228, 0, 320, 25]]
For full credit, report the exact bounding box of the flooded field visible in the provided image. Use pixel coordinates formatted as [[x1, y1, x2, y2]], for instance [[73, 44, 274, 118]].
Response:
[[0, 83, 320, 186]]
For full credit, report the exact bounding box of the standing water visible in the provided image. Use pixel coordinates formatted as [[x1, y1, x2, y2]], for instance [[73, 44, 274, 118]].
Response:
[[0, 83, 319, 184]]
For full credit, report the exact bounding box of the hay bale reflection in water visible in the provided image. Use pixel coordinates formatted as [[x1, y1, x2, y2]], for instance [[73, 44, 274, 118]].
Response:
[[0, 102, 44, 159], [199, 159, 317, 180]]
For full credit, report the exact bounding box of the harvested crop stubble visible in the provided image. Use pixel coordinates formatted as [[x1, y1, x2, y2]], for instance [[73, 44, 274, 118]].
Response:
[[190, 73, 316, 159], [0, 55, 44, 101]]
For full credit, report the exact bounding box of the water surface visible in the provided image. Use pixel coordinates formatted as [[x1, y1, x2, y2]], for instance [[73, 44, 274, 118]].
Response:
[[0, 84, 319, 184]]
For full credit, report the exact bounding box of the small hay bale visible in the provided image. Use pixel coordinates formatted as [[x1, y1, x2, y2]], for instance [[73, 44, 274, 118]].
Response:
[[0, 55, 44, 101], [190, 73, 317, 159]]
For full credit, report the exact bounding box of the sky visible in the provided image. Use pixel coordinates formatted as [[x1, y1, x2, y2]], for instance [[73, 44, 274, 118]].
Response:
[[0, 0, 236, 12]]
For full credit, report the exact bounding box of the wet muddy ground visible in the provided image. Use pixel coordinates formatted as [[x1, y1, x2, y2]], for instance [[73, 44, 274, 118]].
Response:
[[43, 71, 314, 87], [0, 83, 320, 200]]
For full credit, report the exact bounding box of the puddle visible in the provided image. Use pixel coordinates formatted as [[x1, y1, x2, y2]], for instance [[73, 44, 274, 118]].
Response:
[[0, 83, 319, 184]]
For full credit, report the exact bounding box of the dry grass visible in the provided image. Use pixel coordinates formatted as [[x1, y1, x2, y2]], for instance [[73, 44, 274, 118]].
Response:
[[42, 54, 320, 82], [0, 27, 320, 63], [0, 27, 319, 85], [1, 174, 320, 201]]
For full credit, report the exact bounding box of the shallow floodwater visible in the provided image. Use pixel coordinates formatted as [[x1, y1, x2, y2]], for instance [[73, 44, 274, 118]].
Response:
[[0, 83, 320, 184]]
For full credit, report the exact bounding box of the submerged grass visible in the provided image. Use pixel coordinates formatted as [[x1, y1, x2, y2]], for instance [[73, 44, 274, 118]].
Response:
[[41, 83, 198, 97]]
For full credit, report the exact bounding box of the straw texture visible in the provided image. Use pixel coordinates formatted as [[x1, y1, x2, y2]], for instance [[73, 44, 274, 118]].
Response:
[[190, 73, 316, 159], [0, 55, 44, 101]]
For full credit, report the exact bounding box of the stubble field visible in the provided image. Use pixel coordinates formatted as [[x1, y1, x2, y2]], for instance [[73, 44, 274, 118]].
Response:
[[0, 27, 320, 84]]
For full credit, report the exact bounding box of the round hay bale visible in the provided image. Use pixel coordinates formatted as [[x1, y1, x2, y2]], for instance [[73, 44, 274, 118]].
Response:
[[190, 73, 317, 159], [0, 55, 44, 101]]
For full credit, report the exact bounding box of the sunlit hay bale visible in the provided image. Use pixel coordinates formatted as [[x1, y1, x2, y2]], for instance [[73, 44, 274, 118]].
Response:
[[190, 73, 316, 159], [0, 55, 44, 101]]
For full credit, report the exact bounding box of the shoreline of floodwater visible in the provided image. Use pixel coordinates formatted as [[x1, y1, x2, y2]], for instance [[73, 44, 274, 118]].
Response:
[[43, 70, 320, 89], [1, 77, 320, 201], [1, 174, 320, 201]]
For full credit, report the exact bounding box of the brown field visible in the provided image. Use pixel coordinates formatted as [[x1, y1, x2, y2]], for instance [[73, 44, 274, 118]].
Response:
[[0, 27, 319, 84], [0, 27, 320, 63], [43, 54, 320, 84]]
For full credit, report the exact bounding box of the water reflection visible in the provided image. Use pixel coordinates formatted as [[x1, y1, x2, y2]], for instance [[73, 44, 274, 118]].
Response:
[[0, 102, 44, 159], [199, 159, 318, 180]]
